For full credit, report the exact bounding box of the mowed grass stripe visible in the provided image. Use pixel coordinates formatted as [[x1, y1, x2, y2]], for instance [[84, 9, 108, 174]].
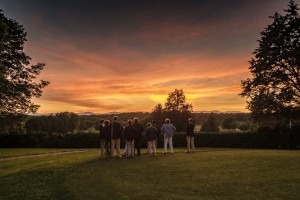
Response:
[[0, 148, 86, 158]]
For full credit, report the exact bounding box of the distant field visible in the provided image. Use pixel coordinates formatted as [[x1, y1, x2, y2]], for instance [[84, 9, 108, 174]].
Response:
[[0, 148, 300, 200]]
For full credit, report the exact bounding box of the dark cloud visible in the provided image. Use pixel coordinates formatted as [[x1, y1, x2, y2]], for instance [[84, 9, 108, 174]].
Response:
[[1, 0, 289, 57]]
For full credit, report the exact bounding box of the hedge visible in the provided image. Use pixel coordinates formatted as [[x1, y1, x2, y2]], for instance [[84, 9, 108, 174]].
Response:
[[0, 126, 299, 149]]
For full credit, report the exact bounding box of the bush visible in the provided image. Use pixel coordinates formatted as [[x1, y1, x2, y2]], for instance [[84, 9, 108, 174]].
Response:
[[0, 127, 300, 149]]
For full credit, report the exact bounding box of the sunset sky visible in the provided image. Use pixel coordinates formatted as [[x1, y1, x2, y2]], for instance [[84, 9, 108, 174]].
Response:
[[0, 0, 296, 114]]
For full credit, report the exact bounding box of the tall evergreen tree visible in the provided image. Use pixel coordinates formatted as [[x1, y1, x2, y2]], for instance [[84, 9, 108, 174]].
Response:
[[241, 1, 300, 125]]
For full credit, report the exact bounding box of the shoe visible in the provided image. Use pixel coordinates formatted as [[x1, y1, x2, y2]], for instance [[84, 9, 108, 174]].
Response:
[[163, 152, 166, 155]]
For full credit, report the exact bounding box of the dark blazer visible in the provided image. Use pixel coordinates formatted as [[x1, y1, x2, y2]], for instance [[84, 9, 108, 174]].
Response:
[[99, 124, 104, 139], [124, 125, 137, 141], [146, 125, 158, 141], [103, 125, 111, 141], [186, 123, 195, 137], [153, 124, 161, 136], [133, 123, 144, 139], [110, 121, 123, 139]]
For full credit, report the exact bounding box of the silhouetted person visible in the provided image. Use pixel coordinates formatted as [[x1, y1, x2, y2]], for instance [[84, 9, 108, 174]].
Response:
[[133, 117, 144, 156], [110, 116, 123, 157], [103, 120, 111, 156], [152, 120, 161, 148], [161, 118, 176, 154], [146, 123, 158, 156], [186, 118, 195, 153], [99, 119, 105, 156], [124, 119, 137, 158]]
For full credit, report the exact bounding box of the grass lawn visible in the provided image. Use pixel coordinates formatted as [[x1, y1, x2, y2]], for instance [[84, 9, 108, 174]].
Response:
[[0, 148, 300, 200]]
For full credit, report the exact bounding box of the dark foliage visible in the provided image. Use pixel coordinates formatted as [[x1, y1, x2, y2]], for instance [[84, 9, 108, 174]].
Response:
[[241, 1, 300, 125], [25, 112, 80, 134], [0, 9, 49, 116], [150, 89, 193, 131], [200, 113, 220, 132], [1, 127, 299, 149]]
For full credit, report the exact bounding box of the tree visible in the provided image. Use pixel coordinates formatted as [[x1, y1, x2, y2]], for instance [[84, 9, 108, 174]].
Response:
[[25, 112, 80, 134], [200, 113, 219, 132], [238, 120, 253, 132], [222, 116, 238, 130], [164, 89, 193, 112], [240, 1, 300, 126], [150, 89, 193, 131], [0, 9, 49, 117], [150, 103, 164, 126]]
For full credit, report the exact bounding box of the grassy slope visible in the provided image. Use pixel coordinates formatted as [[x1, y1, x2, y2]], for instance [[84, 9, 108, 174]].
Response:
[[0, 149, 300, 200]]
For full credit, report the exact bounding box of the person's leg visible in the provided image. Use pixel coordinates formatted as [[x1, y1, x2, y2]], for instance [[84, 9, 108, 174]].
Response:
[[126, 140, 130, 157], [125, 140, 128, 157], [106, 141, 111, 156], [186, 136, 191, 152], [111, 139, 115, 157], [169, 136, 173, 154], [164, 135, 168, 154], [191, 136, 195, 152], [124, 143, 127, 156], [116, 138, 121, 156], [147, 140, 149, 154], [131, 140, 135, 157], [147, 141, 152, 155], [104, 140, 108, 156], [136, 138, 141, 156], [152, 140, 156, 155], [101, 139, 105, 156]]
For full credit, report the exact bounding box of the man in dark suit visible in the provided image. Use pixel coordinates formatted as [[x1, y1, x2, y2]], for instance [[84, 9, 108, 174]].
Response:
[[110, 116, 123, 157], [133, 117, 144, 156]]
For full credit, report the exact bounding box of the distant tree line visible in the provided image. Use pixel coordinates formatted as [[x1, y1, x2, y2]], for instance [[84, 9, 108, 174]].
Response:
[[0, 110, 255, 135]]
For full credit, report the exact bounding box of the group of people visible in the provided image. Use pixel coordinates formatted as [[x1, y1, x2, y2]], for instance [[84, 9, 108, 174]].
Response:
[[99, 116, 195, 158]]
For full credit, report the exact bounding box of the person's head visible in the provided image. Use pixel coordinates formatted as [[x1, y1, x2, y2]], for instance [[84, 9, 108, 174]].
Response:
[[165, 118, 170, 124], [100, 119, 104, 124], [113, 116, 118, 121], [104, 120, 110, 126], [128, 119, 132, 125], [152, 120, 156, 125], [134, 117, 139, 123], [147, 123, 151, 127], [188, 118, 193, 124]]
